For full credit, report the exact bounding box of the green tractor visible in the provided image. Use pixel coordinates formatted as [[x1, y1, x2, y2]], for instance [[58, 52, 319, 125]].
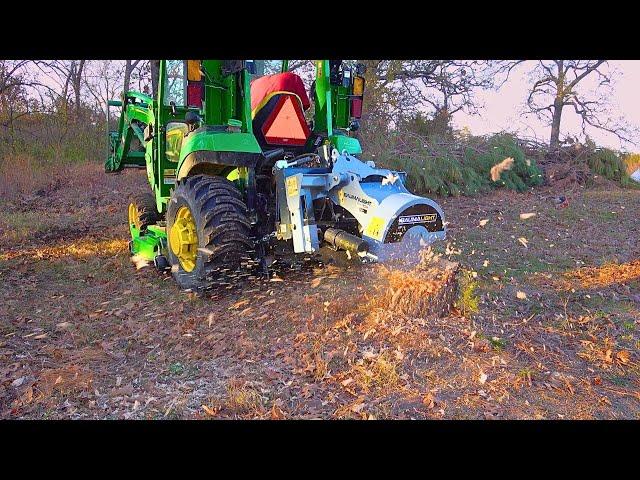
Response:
[[106, 60, 446, 289]]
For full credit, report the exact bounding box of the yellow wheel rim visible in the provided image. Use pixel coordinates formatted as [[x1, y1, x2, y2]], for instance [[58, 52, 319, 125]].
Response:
[[169, 206, 198, 272], [128, 203, 141, 230]]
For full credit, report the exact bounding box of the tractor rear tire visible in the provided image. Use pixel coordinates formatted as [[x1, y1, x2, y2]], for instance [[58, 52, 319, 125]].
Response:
[[128, 192, 161, 233], [166, 175, 253, 290]]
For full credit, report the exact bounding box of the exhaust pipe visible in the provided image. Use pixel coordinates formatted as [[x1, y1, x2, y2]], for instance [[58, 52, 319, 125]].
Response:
[[322, 228, 369, 255]]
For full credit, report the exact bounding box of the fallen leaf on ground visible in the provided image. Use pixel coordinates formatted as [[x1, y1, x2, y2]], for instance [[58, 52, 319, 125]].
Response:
[[518, 237, 528, 248], [202, 404, 219, 417], [616, 350, 631, 365], [516, 291, 527, 300], [423, 393, 436, 408], [520, 212, 536, 220], [479, 219, 489, 227], [271, 403, 286, 420]]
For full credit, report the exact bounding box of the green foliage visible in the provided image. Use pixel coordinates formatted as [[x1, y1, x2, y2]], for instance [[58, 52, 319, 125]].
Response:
[[456, 271, 479, 317], [375, 133, 543, 197], [586, 148, 633, 186], [168, 362, 185, 375], [489, 337, 507, 351]]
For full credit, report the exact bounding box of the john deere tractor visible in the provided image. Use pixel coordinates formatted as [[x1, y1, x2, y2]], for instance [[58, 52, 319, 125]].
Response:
[[106, 60, 446, 289]]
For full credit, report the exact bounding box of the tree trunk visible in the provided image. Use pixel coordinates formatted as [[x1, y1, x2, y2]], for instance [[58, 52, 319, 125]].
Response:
[[123, 60, 140, 95], [124, 60, 133, 95], [150, 60, 160, 99], [73, 60, 85, 121], [549, 100, 563, 150]]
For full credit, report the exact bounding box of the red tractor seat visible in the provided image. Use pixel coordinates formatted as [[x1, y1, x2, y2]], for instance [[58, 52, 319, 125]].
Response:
[[251, 72, 312, 151], [251, 72, 310, 113]]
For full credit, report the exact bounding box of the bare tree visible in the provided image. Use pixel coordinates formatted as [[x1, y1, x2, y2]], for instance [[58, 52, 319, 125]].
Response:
[[150, 60, 160, 98], [358, 60, 509, 129], [82, 60, 126, 117], [123, 60, 142, 94], [72, 60, 86, 119], [29, 60, 87, 120], [524, 60, 637, 149]]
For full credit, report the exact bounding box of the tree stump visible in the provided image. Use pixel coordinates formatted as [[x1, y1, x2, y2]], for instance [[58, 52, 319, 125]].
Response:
[[368, 253, 459, 318]]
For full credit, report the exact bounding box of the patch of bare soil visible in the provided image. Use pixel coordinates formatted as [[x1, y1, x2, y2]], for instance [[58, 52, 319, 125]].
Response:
[[1, 163, 639, 419]]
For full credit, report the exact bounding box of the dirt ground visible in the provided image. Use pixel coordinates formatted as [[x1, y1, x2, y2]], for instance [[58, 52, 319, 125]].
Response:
[[1, 163, 639, 419]]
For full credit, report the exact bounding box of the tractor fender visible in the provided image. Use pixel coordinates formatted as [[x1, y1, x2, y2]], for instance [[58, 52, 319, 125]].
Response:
[[177, 150, 263, 180], [176, 130, 263, 179]]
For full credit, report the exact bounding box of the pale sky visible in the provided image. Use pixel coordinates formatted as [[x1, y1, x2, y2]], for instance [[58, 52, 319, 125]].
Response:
[[23, 60, 638, 151], [452, 60, 640, 151]]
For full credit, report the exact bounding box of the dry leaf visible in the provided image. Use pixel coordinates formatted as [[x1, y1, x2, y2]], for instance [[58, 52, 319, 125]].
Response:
[[490, 157, 514, 181], [479, 219, 489, 227], [381, 172, 398, 186], [202, 404, 219, 417], [423, 393, 436, 408], [311, 277, 322, 288], [516, 291, 527, 300], [341, 378, 354, 387], [479, 372, 488, 384], [520, 212, 536, 220], [231, 299, 249, 309], [604, 349, 613, 363], [271, 403, 286, 420], [518, 237, 528, 248], [616, 350, 630, 365]]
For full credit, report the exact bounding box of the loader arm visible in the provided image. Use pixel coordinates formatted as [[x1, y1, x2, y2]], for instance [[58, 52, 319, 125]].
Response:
[[105, 92, 154, 172]]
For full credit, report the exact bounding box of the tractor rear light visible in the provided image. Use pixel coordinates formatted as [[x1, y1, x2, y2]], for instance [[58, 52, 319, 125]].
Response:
[[187, 82, 203, 108], [187, 60, 202, 81], [351, 97, 363, 119], [353, 76, 365, 96]]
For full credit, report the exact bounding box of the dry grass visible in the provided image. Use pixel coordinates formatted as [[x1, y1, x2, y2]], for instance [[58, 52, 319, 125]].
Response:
[[0, 238, 128, 261], [224, 378, 264, 415], [0, 153, 65, 199], [560, 260, 640, 289], [354, 350, 401, 393]]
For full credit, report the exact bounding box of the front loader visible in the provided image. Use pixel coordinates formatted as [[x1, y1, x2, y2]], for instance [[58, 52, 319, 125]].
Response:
[[106, 60, 446, 289]]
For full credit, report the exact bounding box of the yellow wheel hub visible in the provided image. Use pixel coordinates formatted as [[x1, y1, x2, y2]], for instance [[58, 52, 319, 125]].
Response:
[[170, 206, 198, 272], [128, 203, 141, 230]]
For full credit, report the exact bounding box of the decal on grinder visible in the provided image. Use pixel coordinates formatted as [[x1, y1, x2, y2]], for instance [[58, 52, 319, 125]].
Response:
[[399, 213, 437, 224]]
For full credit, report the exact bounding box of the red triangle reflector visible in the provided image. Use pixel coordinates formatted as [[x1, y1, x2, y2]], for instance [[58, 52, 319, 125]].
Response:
[[262, 95, 309, 146]]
